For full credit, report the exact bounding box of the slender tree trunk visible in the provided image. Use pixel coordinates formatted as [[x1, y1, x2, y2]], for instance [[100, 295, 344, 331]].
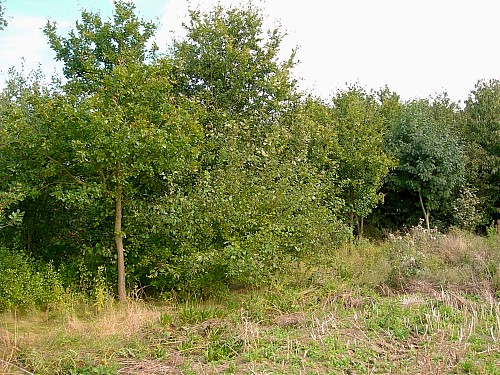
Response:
[[26, 228, 33, 255], [349, 210, 354, 236], [348, 187, 354, 231], [115, 162, 126, 303], [418, 190, 430, 231], [496, 219, 500, 235], [358, 216, 364, 240]]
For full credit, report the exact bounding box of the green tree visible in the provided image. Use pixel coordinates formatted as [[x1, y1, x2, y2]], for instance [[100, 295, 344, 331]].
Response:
[[460, 79, 500, 230], [300, 97, 343, 210], [8, 1, 203, 302], [173, 3, 298, 135], [387, 99, 464, 231], [0, 0, 7, 30], [332, 86, 396, 237], [0, 70, 51, 239], [1, 70, 102, 281], [376, 86, 403, 128], [150, 4, 346, 291]]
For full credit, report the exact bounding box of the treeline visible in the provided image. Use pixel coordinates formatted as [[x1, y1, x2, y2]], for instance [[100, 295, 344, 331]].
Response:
[[0, 2, 498, 306]]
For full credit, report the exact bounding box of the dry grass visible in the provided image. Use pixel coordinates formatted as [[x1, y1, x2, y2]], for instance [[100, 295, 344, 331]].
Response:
[[1, 287, 499, 374], [64, 300, 161, 340], [0, 301, 164, 374], [438, 232, 471, 265], [1, 231, 499, 374]]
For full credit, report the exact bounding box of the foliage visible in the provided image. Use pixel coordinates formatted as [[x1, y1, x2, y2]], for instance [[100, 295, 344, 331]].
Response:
[[40, 1, 201, 301], [451, 187, 482, 231], [1, 1, 499, 305], [0, 0, 6, 30], [0, 246, 64, 311], [173, 2, 298, 129], [331, 85, 396, 235], [44, 1, 157, 92], [386, 98, 465, 230], [127, 110, 346, 297], [141, 3, 346, 294], [459, 79, 500, 227]]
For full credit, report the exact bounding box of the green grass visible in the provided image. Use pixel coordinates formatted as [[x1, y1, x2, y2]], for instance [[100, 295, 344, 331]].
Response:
[[2, 288, 498, 374], [1, 230, 499, 374]]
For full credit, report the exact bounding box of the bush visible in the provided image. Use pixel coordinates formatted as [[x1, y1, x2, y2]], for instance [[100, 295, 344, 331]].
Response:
[[383, 225, 500, 295], [0, 246, 65, 311]]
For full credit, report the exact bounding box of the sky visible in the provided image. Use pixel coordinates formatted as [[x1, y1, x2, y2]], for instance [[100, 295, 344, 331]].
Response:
[[0, 0, 499, 103]]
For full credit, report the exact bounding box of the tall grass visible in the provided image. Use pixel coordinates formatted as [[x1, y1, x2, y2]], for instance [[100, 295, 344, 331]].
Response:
[[0, 228, 499, 374]]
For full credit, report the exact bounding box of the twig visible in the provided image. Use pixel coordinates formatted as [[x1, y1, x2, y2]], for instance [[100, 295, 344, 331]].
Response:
[[0, 359, 35, 375]]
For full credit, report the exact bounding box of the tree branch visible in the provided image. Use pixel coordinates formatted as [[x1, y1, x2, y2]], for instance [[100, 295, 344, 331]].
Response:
[[44, 154, 84, 185]]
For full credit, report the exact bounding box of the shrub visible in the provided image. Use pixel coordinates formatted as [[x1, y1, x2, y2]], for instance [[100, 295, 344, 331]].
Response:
[[0, 246, 65, 311], [383, 225, 500, 295], [451, 187, 482, 231]]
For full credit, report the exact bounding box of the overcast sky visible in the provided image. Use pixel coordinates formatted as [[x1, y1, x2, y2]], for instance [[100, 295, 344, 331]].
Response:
[[1, 0, 499, 103]]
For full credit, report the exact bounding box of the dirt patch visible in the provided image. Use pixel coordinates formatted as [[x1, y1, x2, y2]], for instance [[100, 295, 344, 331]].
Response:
[[118, 353, 184, 375], [272, 312, 306, 327]]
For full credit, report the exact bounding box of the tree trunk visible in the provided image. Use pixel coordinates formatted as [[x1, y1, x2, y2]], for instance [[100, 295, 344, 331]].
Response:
[[349, 210, 354, 236], [115, 162, 126, 303], [348, 188, 355, 236], [358, 216, 364, 240], [26, 228, 34, 255], [418, 190, 430, 231], [497, 219, 500, 235]]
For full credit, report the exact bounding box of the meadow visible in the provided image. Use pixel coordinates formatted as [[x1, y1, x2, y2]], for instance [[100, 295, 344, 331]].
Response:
[[2, 227, 499, 374]]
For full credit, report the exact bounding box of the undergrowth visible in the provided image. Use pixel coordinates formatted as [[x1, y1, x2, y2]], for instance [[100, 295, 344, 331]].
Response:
[[0, 228, 499, 374]]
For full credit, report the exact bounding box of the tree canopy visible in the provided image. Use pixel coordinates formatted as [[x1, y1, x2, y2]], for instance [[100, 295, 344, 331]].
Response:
[[386, 99, 465, 230], [331, 85, 396, 236], [460, 79, 500, 227], [0, 1, 498, 305], [0, 1, 7, 30]]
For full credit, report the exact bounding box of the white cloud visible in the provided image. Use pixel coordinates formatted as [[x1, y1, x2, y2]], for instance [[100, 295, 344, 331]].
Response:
[[0, 15, 65, 87], [1, 16, 47, 71], [154, 0, 188, 47], [156, 0, 500, 102], [2, 0, 498, 102]]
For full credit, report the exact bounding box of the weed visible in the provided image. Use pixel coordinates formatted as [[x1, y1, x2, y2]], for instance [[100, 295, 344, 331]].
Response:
[[204, 334, 243, 362], [1, 231, 499, 374], [178, 302, 223, 325], [68, 363, 119, 375]]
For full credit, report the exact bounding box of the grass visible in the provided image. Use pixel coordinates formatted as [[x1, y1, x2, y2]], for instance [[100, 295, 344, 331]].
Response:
[[1, 229, 499, 374]]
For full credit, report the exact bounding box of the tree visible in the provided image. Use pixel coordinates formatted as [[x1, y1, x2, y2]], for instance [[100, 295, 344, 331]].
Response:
[[0, 1, 7, 30], [148, 4, 346, 290], [173, 3, 298, 135], [460, 79, 500, 231], [19, 1, 202, 302], [331, 86, 395, 238], [387, 99, 464, 231], [0, 73, 31, 232]]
